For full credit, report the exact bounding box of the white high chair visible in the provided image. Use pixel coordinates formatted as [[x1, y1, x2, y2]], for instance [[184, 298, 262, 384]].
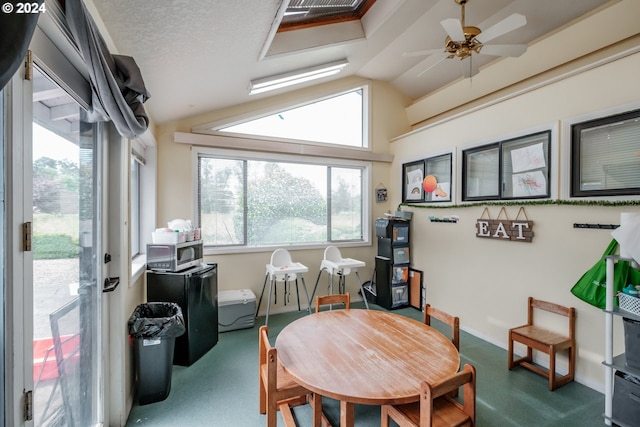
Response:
[[310, 246, 369, 309], [255, 248, 312, 326]]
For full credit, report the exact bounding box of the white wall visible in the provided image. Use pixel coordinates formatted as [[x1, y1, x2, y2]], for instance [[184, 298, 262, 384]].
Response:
[[391, 51, 640, 392]]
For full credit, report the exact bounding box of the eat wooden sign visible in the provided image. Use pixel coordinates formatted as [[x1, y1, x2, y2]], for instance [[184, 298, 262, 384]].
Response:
[[475, 207, 534, 243]]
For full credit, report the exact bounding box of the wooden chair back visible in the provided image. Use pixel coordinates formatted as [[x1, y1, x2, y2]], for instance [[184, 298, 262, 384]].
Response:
[[381, 363, 476, 427], [315, 293, 350, 312], [527, 297, 575, 337], [258, 326, 310, 427], [424, 304, 460, 351]]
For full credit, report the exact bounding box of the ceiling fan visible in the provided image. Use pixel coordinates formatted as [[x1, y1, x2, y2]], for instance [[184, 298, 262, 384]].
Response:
[[405, 0, 528, 78]]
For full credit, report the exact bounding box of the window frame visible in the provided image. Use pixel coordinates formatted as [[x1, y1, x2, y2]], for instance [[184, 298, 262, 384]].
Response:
[[130, 155, 141, 258], [570, 108, 640, 198], [192, 146, 371, 255], [191, 83, 371, 151], [424, 152, 453, 203], [130, 136, 157, 283], [461, 130, 552, 202]]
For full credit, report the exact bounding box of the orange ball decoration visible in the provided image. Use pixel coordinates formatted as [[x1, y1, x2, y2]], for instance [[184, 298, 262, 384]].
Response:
[[423, 175, 438, 193]]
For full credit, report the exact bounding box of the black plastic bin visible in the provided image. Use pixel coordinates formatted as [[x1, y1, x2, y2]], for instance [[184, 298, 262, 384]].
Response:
[[623, 317, 640, 369], [613, 370, 640, 426], [128, 302, 185, 405]]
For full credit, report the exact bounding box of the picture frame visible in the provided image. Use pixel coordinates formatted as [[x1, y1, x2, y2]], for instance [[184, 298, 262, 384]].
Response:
[[424, 152, 453, 202], [402, 160, 425, 202], [376, 187, 388, 202]]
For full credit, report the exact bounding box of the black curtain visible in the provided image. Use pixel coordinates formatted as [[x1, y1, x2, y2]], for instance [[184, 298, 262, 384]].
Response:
[[0, 1, 43, 90], [66, 0, 151, 139]]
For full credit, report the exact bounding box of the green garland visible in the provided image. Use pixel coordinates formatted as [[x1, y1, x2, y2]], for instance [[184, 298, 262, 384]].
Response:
[[399, 199, 640, 210]]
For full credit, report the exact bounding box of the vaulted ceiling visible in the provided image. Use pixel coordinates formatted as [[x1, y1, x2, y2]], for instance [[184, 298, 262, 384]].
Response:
[[87, 0, 628, 125]]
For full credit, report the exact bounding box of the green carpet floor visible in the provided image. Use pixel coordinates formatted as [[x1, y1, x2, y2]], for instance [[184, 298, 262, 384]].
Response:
[[125, 302, 606, 426]]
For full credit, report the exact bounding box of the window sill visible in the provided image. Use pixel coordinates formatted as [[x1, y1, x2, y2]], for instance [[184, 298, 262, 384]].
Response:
[[131, 254, 147, 285], [203, 241, 371, 256]]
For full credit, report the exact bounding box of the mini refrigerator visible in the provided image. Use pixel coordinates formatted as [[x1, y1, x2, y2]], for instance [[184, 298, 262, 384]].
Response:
[[147, 263, 218, 366]]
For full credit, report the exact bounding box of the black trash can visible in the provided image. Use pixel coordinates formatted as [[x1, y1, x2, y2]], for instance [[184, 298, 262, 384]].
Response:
[[128, 302, 186, 405]]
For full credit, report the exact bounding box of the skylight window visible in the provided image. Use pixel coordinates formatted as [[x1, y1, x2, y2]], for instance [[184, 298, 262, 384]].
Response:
[[279, 0, 376, 32]]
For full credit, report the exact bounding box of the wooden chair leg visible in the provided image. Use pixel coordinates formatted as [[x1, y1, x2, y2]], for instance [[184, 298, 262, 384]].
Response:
[[267, 389, 278, 427], [569, 346, 576, 379], [259, 377, 266, 414], [508, 333, 514, 369], [279, 402, 297, 427], [549, 346, 556, 391]]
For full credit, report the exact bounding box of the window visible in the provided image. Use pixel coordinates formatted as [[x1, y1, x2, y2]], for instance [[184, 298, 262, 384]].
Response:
[[214, 87, 368, 148], [462, 131, 551, 201], [403, 153, 453, 203], [571, 109, 640, 197], [195, 148, 369, 250], [130, 156, 140, 257], [130, 139, 148, 259], [424, 153, 452, 202]]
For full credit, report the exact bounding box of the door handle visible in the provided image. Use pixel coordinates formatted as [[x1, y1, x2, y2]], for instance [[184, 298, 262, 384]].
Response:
[[103, 277, 120, 292]]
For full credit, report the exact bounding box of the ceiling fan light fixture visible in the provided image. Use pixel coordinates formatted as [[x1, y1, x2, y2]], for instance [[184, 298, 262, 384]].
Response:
[[445, 25, 482, 59], [404, 0, 527, 78]]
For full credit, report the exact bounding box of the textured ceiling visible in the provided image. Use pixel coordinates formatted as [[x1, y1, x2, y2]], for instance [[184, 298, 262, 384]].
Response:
[[90, 0, 614, 124]]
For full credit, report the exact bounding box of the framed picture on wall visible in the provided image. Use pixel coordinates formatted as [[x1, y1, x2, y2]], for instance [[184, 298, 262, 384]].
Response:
[[424, 153, 453, 202], [402, 160, 425, 202]]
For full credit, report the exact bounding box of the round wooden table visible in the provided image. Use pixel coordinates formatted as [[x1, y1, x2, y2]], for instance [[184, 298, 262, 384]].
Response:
[[275, 309, 460, 426]]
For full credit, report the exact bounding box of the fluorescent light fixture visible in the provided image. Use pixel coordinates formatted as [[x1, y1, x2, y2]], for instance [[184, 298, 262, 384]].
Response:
[[249, 59, 348, 95]]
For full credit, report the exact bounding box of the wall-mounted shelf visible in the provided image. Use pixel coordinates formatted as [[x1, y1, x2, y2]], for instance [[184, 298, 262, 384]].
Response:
[[573, 223, 619, 230], [429, 216, 459, 223]]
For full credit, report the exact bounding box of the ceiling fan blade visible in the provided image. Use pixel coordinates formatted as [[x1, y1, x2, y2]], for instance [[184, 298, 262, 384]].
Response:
[[475, 13, 526, 44], [479, 44, 527, 57], [417, 53, 449, 78], [403, 48, 444, 57], [441, 18, 465, 41], [461, 56, 479, 78]]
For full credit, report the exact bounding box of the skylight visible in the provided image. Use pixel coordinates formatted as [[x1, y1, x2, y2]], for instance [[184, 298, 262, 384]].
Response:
[[279, 0, 376, 32]]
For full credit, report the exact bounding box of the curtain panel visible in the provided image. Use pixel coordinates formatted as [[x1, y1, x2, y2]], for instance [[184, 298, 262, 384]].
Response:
[[0, 0, 43, 90], [66, 0, 151, 139]]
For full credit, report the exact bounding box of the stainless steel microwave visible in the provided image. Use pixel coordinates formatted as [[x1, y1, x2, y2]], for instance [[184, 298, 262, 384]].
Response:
[[147, 240, 203, 272]]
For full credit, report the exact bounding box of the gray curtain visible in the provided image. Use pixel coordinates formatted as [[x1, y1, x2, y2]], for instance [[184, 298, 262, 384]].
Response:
[[66, 0, 151, 139], [0, 1, 43, 90]]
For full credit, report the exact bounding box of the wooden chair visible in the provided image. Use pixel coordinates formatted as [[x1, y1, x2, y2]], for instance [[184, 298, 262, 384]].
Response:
[[424, 304, 460, 351], [315, 293, 350, 312], [424, 303, 460, 397], [508, 297, 576, 391], [259, 325, 322, 427], [381, 363, 476, 427]]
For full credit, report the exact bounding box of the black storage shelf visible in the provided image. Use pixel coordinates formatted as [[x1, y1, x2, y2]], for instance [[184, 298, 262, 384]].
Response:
[[374, 218, 412, 310], [374, 256, 409, 310]]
